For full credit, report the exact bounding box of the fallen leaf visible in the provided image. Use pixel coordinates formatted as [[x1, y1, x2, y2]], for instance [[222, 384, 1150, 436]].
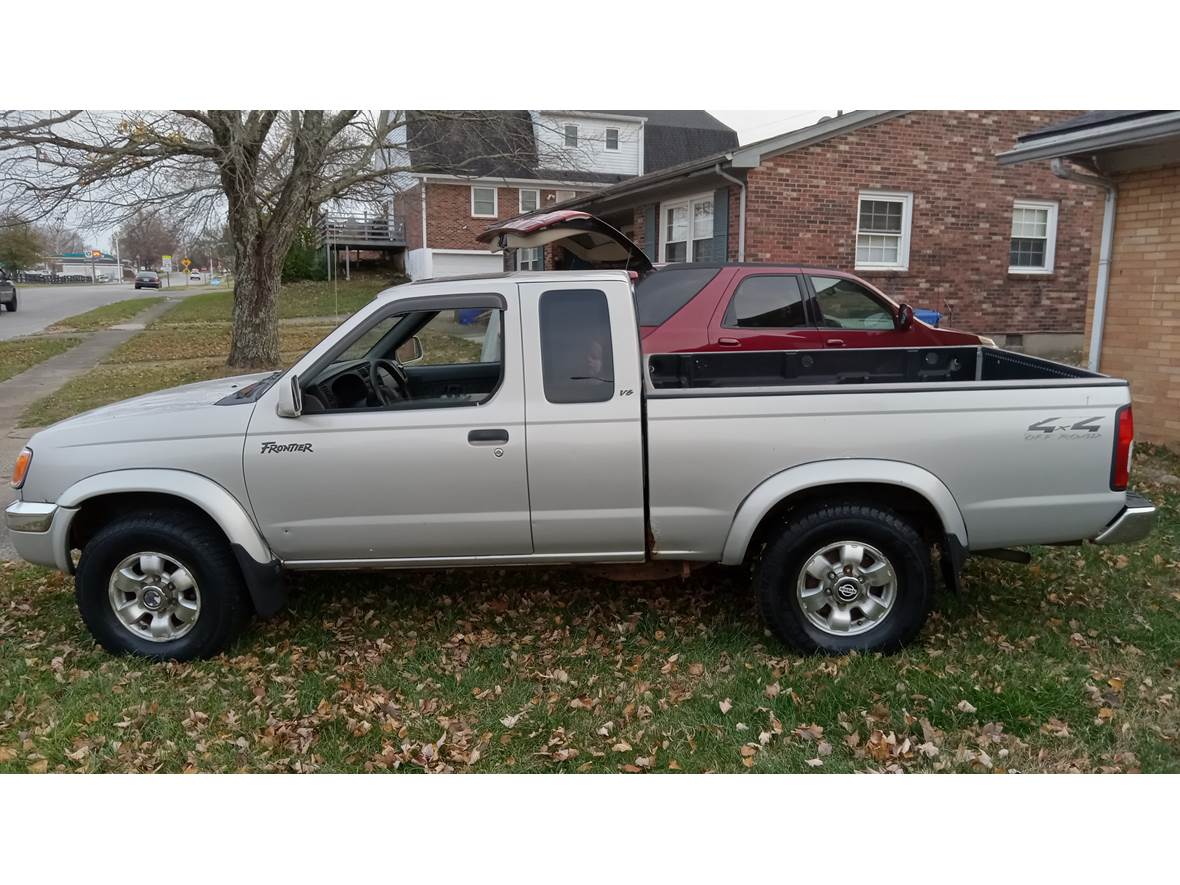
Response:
[[817, 740, 833, 756], [612, 741, 632, 753], [805, 758, 824, 768], [499, 713, 523, 728], [719, 699, 733, 714], [764, 682, 781, 699], [956, 700, 977, 714]]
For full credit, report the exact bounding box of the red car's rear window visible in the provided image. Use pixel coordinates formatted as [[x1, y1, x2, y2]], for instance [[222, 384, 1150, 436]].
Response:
[[635, 267, 720, 327]]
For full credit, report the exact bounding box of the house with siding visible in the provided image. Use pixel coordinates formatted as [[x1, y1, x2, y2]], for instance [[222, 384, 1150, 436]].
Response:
[[385, 110, 736, 279], [544, 110, 1098, 354], [999, 110, 1180, 444]]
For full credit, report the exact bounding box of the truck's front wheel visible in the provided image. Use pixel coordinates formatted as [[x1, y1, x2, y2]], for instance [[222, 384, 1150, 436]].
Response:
[[755, 501, 933, 654], [75, 512, 252, 660]]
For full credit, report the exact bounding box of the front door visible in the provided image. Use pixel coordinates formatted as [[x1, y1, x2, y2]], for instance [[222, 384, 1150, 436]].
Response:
[[243, 289, 532, 563]]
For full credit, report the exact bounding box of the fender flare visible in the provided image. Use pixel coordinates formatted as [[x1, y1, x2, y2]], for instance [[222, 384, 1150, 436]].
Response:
[[719, 459, 969, 566], [56, 469, 285, 616]]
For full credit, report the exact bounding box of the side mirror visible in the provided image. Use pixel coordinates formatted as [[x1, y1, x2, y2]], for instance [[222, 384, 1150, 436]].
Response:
[[276, 374, 303, 417], [396, 335, 424, 364], [895, 303, 915, 331]]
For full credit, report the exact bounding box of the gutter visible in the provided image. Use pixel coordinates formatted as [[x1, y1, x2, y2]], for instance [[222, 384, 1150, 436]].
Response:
[[714, 164, 746, 262], [1050, 158, 1116, 373]]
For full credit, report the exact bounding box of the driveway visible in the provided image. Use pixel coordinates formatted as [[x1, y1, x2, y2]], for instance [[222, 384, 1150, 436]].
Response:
[[0, 274, 205, 340]]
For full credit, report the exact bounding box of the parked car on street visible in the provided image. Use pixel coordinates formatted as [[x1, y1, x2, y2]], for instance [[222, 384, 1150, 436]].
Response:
[[0, 270, 17, 311], [478, 210, 991, 352], [6, 269, 1154, 661], [189, 272, 202, 282], [135, 271, 161, 290]]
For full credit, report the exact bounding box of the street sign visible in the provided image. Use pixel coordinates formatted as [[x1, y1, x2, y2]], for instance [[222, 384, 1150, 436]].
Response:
[[162, 255, 173, 272], [182, 258, 191, 269], [90, 249, 102, 258]]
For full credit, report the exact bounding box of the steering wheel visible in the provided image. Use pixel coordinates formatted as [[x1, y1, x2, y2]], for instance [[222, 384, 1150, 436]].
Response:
[[369, 358, 409, 406]]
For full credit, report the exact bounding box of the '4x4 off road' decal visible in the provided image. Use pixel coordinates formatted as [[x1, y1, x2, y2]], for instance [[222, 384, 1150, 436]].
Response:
[[260, 441, 314, 454], [1024, 417, 1102, 441]]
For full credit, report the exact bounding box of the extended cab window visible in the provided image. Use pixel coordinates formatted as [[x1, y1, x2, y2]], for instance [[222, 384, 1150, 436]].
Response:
[[539, 289, 614, 403], [724, 275, 807, 327], [809, 276, 894, 329]]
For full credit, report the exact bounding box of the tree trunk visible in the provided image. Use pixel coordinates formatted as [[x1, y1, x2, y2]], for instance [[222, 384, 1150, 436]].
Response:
[[227, 243, 281, 369]]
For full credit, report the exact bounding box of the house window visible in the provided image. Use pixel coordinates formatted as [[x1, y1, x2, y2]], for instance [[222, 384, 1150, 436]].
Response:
[[605, 127, 620, 151], [564, 124, 578, 148], [471, 186, 497, 218], [555, 189, 576, 203], [516, 246, 543, 271], [519, 188, 540, 213], [1009, 200, 1058, 273], [660, 194, 715, 264], [855, 191, 913, 271]]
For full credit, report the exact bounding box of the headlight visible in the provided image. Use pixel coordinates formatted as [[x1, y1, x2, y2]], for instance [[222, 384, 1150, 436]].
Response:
[[11, 447, 32, 489]]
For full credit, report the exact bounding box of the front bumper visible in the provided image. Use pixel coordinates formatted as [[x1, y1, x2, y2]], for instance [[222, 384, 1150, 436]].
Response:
[[1092, 492, 1157, 545], [5, 501, 77, 571]]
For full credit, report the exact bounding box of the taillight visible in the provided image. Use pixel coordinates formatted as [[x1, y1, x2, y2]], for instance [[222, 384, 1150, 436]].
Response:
[[1110, 405, 1134, 491], [10, 447, 32, 489]]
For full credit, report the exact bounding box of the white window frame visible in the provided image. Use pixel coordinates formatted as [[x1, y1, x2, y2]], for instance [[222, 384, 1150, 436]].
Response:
[[515, 246, 544, 271], [1008, 199, 1059, 275], [604, 127, 620, 151], [554, 189, 576, 203], [658, 192, 715, 264], [855, 190, 913, 272], [519, 188, 540, 213], [470, 185, 497, 219], [564, 124, 578, 148]]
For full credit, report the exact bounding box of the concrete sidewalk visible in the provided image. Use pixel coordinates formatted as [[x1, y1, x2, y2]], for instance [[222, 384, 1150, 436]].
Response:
[[0, 297, 182, 560]]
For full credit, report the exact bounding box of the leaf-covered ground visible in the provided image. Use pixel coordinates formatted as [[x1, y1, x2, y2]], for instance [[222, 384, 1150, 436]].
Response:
[[2, 446, 1176, 774], [0, 336, 81, 384], [47, 296, 164, 333]]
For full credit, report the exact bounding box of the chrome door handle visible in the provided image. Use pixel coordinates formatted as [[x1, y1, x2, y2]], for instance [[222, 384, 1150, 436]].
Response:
[[468, 429, 509, 445], [718, 337, 741, 347], [826, 338, 846, 347]]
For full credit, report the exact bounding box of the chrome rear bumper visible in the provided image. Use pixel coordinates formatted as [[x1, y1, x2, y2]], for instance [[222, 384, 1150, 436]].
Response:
[[1092, 492, 1157, 545]]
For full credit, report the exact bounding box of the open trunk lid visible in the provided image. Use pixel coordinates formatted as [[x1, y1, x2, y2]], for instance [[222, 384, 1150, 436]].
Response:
[[477, 209, 653, 274]]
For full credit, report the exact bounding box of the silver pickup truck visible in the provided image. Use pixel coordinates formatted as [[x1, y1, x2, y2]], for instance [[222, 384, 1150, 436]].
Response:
[[6, 270, 1156, 660]]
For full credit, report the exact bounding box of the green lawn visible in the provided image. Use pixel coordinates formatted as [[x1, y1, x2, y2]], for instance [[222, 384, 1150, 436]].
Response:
[[0, 336, 82, 384], [49, 296, 164, 332], [0, 445, 1176, 773], [156, 279, 395, 325]]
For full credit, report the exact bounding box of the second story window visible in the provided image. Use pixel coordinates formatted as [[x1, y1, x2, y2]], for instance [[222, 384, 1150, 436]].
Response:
[[471, 186, 497, 218], [855, 191, 913, 271], [519, 188, 540, 213], [564, 124, 578, 148], [605, 127, 619, 151]]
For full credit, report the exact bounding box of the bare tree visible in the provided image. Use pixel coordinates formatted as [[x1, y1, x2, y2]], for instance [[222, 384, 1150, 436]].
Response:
[[0, 111, 559, 368], [118, 211, 181, 270], [35, 218, 84, 256]]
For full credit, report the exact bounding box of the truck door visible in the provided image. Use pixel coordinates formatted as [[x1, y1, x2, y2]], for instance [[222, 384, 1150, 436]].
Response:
[[516, 278, 646, 560], [243, 286, 533, 563]]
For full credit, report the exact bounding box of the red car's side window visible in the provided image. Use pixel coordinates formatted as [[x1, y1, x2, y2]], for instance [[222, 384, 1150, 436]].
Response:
[[722, 275, 809, 328], [808, 276, 895, 330]]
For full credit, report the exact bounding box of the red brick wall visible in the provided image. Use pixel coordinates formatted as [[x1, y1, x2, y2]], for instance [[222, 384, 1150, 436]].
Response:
[[424, 182, 573, 251], [740, 111, 1096, 335], [1083, 164, 1180, 444]]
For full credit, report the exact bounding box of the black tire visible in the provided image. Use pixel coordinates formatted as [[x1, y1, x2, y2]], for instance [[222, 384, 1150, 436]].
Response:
[[4, 294, 15, 312], [134, 284, 141, 290], [755, 501, 933, 655], [75, 511, 252, 660]]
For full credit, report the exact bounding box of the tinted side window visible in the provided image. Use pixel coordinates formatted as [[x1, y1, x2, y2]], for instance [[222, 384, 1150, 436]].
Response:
[[724, 275, 806, 328], [539, 289, 615, 404], [635, 267, 720, 326], [810, 276, 894, 329]]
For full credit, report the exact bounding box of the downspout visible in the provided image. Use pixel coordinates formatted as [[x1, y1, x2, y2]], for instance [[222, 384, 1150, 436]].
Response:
[[419, 175, 428, 251], [714, 163, 746, 262], [1050, 157, 1116, 373]]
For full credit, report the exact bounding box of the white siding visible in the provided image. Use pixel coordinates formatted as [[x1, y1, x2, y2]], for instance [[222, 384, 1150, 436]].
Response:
[[407, 248, 504, 280], [534, 113, 643, 177]]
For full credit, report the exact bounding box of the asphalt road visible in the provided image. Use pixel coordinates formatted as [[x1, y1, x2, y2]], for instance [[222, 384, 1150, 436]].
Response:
[[0, 273, 203, 340]]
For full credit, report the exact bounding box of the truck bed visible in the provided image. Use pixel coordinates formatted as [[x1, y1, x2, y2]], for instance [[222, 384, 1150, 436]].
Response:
[[647, 345, 1103, 392]]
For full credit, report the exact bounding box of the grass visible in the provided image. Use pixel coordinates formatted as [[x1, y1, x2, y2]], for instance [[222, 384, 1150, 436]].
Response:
[[49, 296, 164, 332], [156, 279, 393, 325], [5, 281, 1177, 772], [0, 336, 82, 384], [0, 445, 1176, 773]]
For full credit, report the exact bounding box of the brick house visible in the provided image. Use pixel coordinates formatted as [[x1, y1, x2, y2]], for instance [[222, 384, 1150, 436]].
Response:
[[999, 111, 1180, 445], [551, 110, 1098, 353], [386, 110, 736, 280]]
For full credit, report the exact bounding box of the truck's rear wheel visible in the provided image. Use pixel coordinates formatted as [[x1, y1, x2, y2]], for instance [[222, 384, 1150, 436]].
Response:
[[75, 512, 251, 660], [755, 501, 933, 654]]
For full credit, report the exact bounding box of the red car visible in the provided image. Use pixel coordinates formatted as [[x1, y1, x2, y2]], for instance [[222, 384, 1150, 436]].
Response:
[[478, 210, 987, 352]]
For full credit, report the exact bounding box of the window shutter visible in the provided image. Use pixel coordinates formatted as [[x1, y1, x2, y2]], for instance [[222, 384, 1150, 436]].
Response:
[[712, 187, 730, 262], [643, 206, 657, 261]]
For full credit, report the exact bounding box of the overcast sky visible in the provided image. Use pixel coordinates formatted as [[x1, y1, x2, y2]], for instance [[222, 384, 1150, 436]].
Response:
[[709, 110, 836, 145]]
